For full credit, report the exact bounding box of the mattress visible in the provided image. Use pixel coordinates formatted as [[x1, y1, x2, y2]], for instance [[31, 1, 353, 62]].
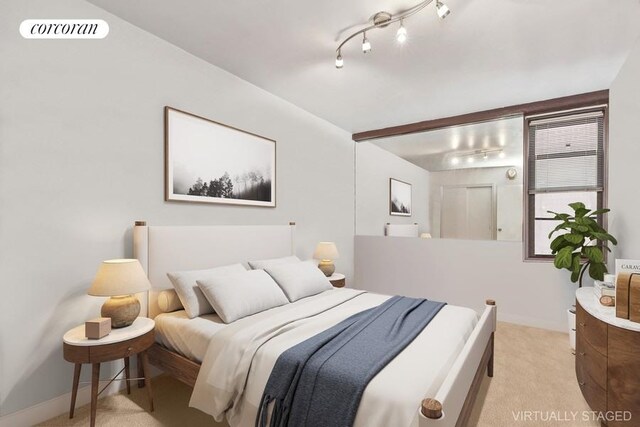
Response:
[[186, 289, 480, 427], [154, 291, 479, 389], [155, 310, 227, 362]]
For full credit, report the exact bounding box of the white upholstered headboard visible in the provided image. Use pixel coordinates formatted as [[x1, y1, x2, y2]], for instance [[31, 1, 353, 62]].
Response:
[[133, 222, 295, 318]]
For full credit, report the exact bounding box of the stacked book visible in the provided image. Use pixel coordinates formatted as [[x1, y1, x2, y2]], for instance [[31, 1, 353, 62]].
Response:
[[594, 279, 615, 299]]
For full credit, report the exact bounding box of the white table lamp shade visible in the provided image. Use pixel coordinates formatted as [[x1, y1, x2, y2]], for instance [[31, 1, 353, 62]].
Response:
[[88, 259, 151, 296], [313, 242, 339, 260]]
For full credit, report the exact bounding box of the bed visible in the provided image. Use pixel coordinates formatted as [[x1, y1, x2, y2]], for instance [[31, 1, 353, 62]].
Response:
[[133, 222, 496, 427]]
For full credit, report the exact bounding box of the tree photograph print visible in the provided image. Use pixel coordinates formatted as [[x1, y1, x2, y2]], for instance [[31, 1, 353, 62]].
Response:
[[390, 178, 412, 216], [165, 107, 276, 207]]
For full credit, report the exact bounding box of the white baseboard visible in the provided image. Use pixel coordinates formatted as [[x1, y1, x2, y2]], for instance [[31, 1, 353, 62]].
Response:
[[498, 312, 567, 333], [0, 379, 126, 427]]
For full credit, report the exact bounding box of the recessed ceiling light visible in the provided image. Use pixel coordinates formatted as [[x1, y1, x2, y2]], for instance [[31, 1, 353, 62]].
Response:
[[451, 157, 459, 165]]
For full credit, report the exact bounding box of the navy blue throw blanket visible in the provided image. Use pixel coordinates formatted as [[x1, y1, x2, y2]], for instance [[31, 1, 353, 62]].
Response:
[[256, 296, 446, 427]]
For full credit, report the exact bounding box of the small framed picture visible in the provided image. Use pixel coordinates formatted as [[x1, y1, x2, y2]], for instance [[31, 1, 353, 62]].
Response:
[[389, 178, 412, 216], [165, 107, 276, 207]]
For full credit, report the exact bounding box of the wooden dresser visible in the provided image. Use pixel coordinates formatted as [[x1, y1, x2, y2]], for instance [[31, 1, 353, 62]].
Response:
[[575, 288, 640, 426]]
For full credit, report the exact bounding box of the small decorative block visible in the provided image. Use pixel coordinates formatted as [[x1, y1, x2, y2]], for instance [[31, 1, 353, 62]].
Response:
[[85, 317, 111, 339]]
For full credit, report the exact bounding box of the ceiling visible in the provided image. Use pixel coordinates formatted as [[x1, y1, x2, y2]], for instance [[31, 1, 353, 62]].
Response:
[[371, 115, 523, 171], [88, 0, 640, 134]]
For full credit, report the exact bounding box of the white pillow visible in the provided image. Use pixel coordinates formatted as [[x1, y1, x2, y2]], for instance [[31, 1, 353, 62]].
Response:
[[248, 255, 301, 270], [157, 289, 183, 313], [264, 261, 333, 302], [167, 264, 246, 318], [196, 270, 289, 323]]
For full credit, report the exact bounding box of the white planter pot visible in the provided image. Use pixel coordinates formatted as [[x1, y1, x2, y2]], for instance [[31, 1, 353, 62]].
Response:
[[568, 307, 576, 350]]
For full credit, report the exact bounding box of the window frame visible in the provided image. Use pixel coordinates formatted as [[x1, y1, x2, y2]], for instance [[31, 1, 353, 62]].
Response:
[[523, 106, 609, 261]]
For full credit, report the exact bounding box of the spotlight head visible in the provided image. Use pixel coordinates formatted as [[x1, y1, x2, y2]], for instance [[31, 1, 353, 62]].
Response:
[[451, 157, 459, 165], [335, 52, 344, 69], [436, 1, 450, 19], [362, 33, 372, 53], [396, 21, 407, 43], [498, 151, 506, 159]]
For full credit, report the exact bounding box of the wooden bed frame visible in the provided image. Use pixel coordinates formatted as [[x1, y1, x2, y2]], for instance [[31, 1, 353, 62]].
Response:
[[133, 222, 497, 427]]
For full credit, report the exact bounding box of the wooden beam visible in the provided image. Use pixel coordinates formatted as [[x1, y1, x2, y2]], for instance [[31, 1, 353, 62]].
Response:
[[352, 90, 609, 142]]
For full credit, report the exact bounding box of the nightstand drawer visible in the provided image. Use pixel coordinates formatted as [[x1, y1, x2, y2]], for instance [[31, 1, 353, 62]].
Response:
[[576, 331, 607, 390], [89, 330, 155, 363], [64, 343, 89, 364], [576, 302, 607, 356], [331, 278, 345, 288]]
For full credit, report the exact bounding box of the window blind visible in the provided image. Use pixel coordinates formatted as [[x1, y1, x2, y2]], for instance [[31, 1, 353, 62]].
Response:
[[527, 111, 604, 194]]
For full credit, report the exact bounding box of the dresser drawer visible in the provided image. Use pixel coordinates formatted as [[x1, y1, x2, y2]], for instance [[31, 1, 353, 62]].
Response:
[[89, 330, 155, 363], [577, 372, 607, 415], [576, 357, 607, 415], [576, 302, 607, 356], [607, 325, 640, 426], [576, 332, 607, 390]]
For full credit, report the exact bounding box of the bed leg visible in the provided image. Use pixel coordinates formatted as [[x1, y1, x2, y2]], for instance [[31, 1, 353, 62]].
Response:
[[487, 332, 494, 378], [485, 299, 496, 378]]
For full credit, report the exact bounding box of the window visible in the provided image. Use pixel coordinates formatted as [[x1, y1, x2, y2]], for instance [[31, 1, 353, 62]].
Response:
[[525, 108, 606, 259]]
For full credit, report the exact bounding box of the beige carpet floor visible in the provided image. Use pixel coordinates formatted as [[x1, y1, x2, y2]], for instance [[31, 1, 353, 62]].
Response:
[[39, 322, 598, 427]]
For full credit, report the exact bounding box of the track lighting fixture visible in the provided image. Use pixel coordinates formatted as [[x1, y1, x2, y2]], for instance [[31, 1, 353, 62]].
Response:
[[449, 148, 505, 165], [335, 0, 451, 69], [396, 20, 407, 43], [362, 33, 371, 53], [335, 51, 344, 68], [436, 1, 450, 19]]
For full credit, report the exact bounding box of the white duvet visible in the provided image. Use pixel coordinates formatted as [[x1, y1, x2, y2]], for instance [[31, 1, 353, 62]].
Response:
[[189, 289, 478, 427]]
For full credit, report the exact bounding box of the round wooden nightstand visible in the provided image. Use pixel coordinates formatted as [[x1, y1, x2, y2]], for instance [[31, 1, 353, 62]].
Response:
[[328, 273, 346, 288], [63, 317, 155, 427]]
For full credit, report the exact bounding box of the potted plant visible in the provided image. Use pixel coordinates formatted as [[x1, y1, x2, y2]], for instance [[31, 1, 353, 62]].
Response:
[[547, 202, 617, 349]]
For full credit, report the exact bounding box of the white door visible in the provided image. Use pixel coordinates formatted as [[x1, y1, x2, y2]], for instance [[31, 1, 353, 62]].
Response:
[[441, 185, 494, 240], [496, 185, 523, 241], [467, 186, 494, 240]]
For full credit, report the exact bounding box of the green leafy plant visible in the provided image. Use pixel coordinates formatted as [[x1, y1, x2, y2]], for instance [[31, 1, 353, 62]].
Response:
[[548, 202, 617, 287]]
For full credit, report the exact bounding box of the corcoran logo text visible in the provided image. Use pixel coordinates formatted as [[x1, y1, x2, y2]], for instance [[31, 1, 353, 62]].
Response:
[[20, 19, 109, 39]]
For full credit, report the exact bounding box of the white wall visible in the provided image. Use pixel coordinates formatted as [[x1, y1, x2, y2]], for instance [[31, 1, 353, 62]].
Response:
[[429, 166, 523, 238], [0, 0, 354, 417], [609, 36, 640, 261], [354, 236, 574, 331], [356, 142, 430, 236]]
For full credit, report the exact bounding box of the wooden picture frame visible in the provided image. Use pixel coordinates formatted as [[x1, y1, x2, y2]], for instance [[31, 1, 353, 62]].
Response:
[[164, 107, 276, 207], [389, 178, 412, 216]]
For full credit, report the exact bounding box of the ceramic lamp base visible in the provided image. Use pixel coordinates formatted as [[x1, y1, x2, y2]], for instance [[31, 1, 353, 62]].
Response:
[[318, 260, 335, 277], [101, 295, 140, 328]]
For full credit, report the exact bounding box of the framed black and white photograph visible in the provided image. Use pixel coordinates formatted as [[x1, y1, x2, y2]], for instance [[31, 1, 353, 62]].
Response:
[[389, 178, 412, 216], [165, 107, 276, 207]]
